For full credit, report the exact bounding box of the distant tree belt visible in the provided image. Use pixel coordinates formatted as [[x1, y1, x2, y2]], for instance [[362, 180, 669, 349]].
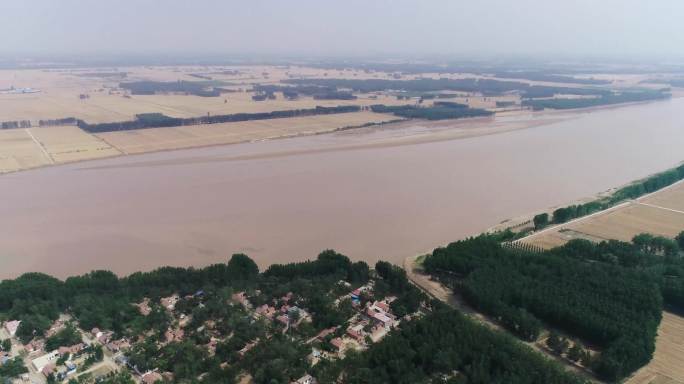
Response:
[[38, 117, 78, 127], [119, 80, 230, 97], [76, 105, 362, 133], [0, 120, 32, 129], [667, 79, 684, 87], [641, 79, 684, 88], [283, 77, 609, 97], [423, 235, 664, 382], [545, 162, 684, 225], [370, 104, 492, 120], [312, 91, 357, 100], [253, 84, 356, 100], [316, 62, 684, 83], [432, 101, 468, 108], [522, 90, 670, 110], [74, 72, 127, 78], [493, 71, 611, 85]]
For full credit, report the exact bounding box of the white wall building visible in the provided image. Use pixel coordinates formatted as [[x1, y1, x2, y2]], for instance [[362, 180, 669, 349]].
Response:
[[32, 350, 60, 372]]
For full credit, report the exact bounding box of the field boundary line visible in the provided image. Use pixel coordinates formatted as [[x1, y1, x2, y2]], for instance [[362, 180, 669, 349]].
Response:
[[635, 201, 684, 215], [512, 200, 631, 243], [513, 177, 684, 244], [92, 134, 127, 155], [25, 128, 54, 164]]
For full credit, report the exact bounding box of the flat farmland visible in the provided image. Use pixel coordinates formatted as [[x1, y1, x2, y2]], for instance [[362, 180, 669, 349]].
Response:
[[119, 92, 407, 119], [0, 128, 52, 172], [565, 203, 684, 241], [0, 126, 121, 173], [627, 312, 684, 384], [96, 111, 398, 154], [0, 65, 522, 126], [30, 125, 121, 163], [0, 84, 407, 124], [0, 66, 409, 124], [642, 183, 684, 212], [528, 203, 684, 247], [522, 181, 684, 249]]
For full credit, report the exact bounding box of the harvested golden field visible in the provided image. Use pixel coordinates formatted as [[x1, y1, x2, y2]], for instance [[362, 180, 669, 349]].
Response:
[[524, 203, 684, 248], [522, 181, 684, 249], [122, 92, 406, 120], [565, 203, 684, 242], [642, 184, 684, 212], [30, 125, 121, 163], [0, 128, 52, 172], [627, 312, 684, 384], [96, 111, 398, 154], [0, 65, 523, 126], [0, 83, 406, 125], [521, 228, 595, 249], [0, 66, 410, 124], [0, 126, 121, 173]]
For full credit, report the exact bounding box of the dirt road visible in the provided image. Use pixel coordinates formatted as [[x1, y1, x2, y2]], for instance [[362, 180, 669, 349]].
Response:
[[403, 254, 600, 382]]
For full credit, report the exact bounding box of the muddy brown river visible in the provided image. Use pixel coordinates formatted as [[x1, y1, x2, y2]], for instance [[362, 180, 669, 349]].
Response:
[[1, 99, 684, 279]]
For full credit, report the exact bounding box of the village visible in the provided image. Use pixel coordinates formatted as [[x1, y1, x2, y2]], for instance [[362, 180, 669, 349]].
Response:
[[0, 272, 421, 384]]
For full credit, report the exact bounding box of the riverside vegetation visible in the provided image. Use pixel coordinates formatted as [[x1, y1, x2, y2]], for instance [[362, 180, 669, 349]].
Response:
[[423, 230, 684, 382], [2, 251, 588, 384]]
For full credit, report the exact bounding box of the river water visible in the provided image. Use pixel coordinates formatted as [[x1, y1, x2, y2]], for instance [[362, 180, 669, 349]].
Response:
[[1, 99, 683, 279]]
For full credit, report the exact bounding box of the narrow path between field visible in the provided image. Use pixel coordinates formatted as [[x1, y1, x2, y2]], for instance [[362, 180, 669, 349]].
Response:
[[513, 178, 684, 245], [25, 128, 54, 164], [635, 201, 684, 215]]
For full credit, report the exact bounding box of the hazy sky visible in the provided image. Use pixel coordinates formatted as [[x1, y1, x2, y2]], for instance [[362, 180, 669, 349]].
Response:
[[2, 0, 683, 59]]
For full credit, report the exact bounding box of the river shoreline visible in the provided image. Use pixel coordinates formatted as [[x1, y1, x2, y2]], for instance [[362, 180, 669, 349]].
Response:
[[1, 98, 669, 177], [2, 97, 684, 279]]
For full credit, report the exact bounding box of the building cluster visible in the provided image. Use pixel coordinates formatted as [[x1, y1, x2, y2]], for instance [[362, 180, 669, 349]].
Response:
[[0, 275, 421, 384], [328, 285, 399, 357], [1, 315, 130, 383], [250, 291, 313, 332]]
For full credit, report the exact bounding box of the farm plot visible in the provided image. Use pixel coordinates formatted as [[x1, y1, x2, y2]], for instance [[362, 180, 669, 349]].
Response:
[[96, 111, 398, 154], [562, 203, 684, 242], [523, 182, 684, 249], [641, 183, 684, 212], [30, 125, 121, 163], [0, 67, 410, 124], [0, 128, 52, 172], [0, 126, 121, 173], [627, 311, 684, 384]]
